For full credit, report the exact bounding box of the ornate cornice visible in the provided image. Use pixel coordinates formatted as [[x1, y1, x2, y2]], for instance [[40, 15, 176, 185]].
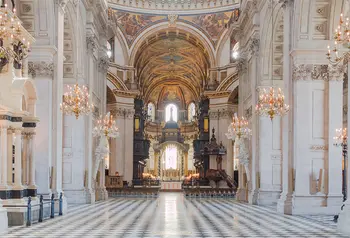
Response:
[[293, 64, 345, 81], [204, 91, 231, 99], [208, 108, 234, 119], [28, 61, 54, 78], [110, 107, 135, 119], [112, 89, 139, 98]]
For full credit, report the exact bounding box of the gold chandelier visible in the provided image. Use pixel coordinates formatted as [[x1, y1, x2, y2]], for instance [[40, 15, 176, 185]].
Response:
[[226, 113, 251, 140], [326, 13, 350, 65], [256, 87, 289, 120], [60, 84, 93, 119], [92, 112, 119, 138], [0, 2, 32, 68]]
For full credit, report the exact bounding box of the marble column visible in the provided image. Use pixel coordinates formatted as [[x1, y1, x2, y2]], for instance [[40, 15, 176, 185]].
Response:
[[28, 131, 37, 197], [13, 128, 23, 198], [248, 38, 259, 205], [327, 66, 344, 208], [277, 0, 294, 214], [7, 129, 13, 186], [21, 132, 28, 188], [338, 59, 350, 235], [0, 126, 9, 199], [51, 0, 67, 213]]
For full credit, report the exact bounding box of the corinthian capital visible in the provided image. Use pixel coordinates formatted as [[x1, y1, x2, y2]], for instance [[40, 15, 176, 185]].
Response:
[[236, 58, 247, 75], [28, 61, 54, 78], [55, 0, 68, 13], [278, 0, 294, 9], [248, 38, 260, 56], [328, 64, 346, 81]]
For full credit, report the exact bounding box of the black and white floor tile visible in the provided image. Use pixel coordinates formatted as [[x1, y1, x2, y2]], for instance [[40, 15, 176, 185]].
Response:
[[3, 193, 348, 237]]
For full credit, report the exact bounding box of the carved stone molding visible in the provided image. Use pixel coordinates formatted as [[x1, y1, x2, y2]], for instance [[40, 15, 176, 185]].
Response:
[[279, 0, 294, 9], [110, 107, 135, 119], [98, 55, 109, 73], [86, 36, 98, 53], [293, 64, 313, 80], [208, 109, 234, 119], [293, 64, 345, 81], [310, 145, 328, 151], [208, 110, 219, 120], [236, 58, 248, 75], [328, 64, 346, 81], [311, 65, 328, 81], [55, 0, 68, 13], [168, 14, 178, 27], [28, 61, 54, 78], [248, 38, 260, 56]]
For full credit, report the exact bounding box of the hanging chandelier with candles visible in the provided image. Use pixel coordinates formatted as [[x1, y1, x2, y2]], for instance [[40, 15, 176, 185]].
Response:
[[256, 87, 289, 120], [92, 112, 119, 138], [226, 113, 251, 140], [0, 1, 32, 71], [60, 84, 94, 119], [326, 12, 350, 65]]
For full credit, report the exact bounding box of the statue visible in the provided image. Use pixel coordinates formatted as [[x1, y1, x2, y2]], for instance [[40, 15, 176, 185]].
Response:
[[236, 138, 250, 181], [170, 106, 174, 121]]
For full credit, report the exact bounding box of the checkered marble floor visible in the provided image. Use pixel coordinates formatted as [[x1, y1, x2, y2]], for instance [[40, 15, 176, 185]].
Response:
[[3, 193, 347, 238]]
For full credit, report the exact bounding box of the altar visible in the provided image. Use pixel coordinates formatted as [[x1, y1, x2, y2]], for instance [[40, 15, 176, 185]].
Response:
[[161, 181, 182, 191]]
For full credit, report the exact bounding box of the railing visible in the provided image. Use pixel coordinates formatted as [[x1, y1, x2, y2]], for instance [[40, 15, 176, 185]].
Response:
[[3, 193, 63, 227], [132, 179, 160, 187]]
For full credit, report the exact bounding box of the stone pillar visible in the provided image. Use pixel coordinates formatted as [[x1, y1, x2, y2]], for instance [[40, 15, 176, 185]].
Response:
[[52, 0, 68, 213], [7, 129, 13, 186], [277, 0, 294, 214], [21, 132, 28, 187], [13, 128, 23, 198], [248, 38, 260, 205], [338, 59, 350, 235], [28, 131, 37, 197], [0, 125, 9, 199], [327, 65, 344, 208], [291, 64, 343, 214], [109, 99, 135, 183]]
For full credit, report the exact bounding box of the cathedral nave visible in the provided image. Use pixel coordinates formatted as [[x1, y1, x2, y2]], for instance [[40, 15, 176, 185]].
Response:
[[0, 0, 349, 237]]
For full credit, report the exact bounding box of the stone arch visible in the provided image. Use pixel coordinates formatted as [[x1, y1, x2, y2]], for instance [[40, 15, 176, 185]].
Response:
[[260, 3, 284, 81], [128, 21, 216, 68]]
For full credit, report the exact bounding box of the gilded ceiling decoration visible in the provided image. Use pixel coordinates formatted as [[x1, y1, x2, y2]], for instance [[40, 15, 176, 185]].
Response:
[[135, 30, 209, 103], [110, 8, 239, 48]]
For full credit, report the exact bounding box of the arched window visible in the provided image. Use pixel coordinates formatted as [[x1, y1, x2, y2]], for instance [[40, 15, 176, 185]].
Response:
[[165, 145, 177, 169], [165, 104, 178, 122], [188, 102, 196, 121], [147, 102, 155, 122]]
